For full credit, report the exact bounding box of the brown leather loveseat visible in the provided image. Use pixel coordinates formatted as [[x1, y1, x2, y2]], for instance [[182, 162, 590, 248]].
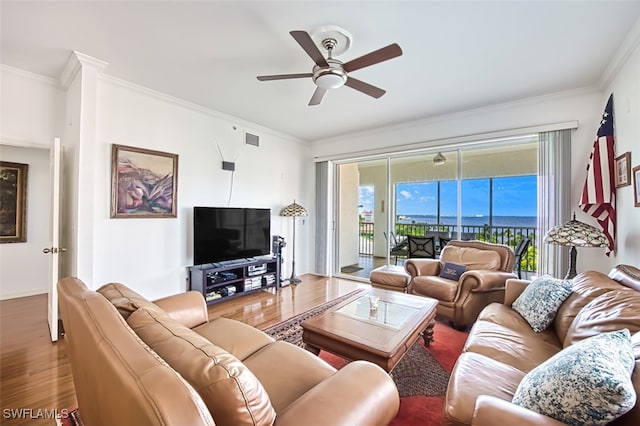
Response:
[[58, 277, 400, 426], [443, 264, 640, 426], [405, 240, 517, 328]]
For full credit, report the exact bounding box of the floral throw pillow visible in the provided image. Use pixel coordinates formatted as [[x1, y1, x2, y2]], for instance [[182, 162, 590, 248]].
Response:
[[512, 329, 636, 426], [512, 276, 572, 332]]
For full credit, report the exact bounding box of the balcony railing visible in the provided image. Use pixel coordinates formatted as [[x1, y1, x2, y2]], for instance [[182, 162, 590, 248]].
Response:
[[359, 221, 537, 272]]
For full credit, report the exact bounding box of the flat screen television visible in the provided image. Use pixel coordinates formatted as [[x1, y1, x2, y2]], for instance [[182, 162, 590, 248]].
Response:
[[193, 207, 271, 265]]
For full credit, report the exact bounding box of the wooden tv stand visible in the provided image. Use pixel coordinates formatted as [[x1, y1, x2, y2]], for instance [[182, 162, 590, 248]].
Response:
[[188, 257, 280, 305]]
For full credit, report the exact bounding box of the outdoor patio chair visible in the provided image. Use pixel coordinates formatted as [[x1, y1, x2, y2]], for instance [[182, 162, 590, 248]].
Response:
[[407, 236, 436, 259], [384, 232, 408, 265], [513, 237, 531, 278], [439, 237, 451, 250]]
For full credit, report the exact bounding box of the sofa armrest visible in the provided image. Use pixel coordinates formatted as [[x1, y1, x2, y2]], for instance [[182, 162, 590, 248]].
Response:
[[405, 258, 441, 277], [153, 291, 208, 328], [274, 361, 399, 426], [504, 278, 531, 306], [460, 270, 517, 293], [472, 395, 566, 426]]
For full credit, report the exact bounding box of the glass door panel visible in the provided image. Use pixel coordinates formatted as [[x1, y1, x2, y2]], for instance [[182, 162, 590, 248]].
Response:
[[336, 159, 388, 279], [391, 151, 459, 256], [459, 140, 538, 273]]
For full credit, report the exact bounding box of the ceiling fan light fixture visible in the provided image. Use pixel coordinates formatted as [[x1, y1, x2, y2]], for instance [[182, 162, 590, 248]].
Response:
[[433, 152, 447, 166], [314, 70, 347, 89]]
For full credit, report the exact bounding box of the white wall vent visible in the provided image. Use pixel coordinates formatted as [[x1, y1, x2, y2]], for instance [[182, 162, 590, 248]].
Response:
[[245, 132, 260, 147]]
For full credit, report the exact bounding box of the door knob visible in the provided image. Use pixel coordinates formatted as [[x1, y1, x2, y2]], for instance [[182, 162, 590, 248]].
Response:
[[42, 247, 67, 254]]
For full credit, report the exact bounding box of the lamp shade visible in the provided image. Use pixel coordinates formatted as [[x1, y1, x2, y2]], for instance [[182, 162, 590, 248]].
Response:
[[543, 217, 608, 248], [280, 201, 308, 218]]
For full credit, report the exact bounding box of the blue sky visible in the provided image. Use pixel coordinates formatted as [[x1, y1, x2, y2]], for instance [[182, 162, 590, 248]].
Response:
[[359, 175, 537, 217]]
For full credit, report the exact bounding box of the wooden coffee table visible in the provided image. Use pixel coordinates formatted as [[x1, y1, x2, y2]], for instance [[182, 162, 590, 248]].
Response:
[[301, 288, 438, 373]]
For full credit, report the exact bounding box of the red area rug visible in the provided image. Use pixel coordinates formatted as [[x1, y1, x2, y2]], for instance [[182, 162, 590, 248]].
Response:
[[55, 408, 83, 426], [262, 292, 468, 425], [319, 320, 467, 425]]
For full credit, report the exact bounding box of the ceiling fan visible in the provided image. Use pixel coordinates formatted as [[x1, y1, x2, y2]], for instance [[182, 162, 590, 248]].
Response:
[[257, 30, 403, 106]]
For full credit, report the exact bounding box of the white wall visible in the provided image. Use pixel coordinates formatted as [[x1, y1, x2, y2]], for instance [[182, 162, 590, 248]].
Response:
[[0, 65, 312, 300], [91, 78, 312, 299], [603, 38, 640, 267], [0, 65, 64, 146], [0, 66, 64, 300], [0, 145, 51, 299]]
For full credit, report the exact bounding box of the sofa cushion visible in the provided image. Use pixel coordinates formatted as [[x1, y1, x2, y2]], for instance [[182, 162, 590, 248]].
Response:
[[512, 329, 636, 426], [564, 288, 640, 347], [440, 246, 502, 271], [465, 304, 562, 372], [127, 307, 276, 426], [554, 271, 623, 343], [243, 340, 336, 413], [194, 317, 275, 361], [410, 276, 459, 302], [512, 276, 572, 332], [444, 352, 526, 425], [97, 282, 159, 319]]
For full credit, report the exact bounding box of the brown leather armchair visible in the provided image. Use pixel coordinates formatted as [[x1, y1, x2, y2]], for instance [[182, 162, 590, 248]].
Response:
[[405, 240, 517, 328]]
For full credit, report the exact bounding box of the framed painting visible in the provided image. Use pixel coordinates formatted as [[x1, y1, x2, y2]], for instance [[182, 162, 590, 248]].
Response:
[[111, 144, 178, 218], [615, 152, 631, 188], [0, 161, 28, 243], [634, 165, 640, 208]]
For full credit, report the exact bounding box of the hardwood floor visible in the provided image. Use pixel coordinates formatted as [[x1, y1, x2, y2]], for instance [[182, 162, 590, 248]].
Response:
[[0, 274, 368, 424]]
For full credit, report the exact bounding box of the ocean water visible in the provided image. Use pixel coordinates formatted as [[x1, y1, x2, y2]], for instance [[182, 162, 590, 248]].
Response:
[[397, 215, 536, 228]]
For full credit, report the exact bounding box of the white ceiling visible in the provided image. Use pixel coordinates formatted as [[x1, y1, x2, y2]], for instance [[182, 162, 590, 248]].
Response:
[[2, 1, 640, 142]]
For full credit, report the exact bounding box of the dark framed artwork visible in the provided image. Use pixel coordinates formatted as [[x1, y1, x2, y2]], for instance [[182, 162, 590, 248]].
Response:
[[111, 144, 178, 218], [634, 165, 640, 208], [614, 152, 631, 188], [0, 161, 28, 243]]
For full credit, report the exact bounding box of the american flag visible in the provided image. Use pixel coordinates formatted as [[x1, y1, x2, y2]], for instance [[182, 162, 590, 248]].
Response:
[[579, 94, 616, 255]]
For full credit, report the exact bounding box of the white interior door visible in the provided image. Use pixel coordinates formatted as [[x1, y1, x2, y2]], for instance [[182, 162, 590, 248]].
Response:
[[46, 137, 62, 342]]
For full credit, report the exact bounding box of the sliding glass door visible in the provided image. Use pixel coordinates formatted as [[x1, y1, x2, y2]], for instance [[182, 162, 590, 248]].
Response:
[[334, 136, 538, 280]]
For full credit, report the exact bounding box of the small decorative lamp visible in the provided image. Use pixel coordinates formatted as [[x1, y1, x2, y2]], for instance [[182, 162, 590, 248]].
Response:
[[433, 152, 447, 166], [280, 200, 308, 284], [543, 213, 608, 279]]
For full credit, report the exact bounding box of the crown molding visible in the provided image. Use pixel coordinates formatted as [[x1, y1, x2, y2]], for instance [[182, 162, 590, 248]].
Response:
[[0, 136, 51, 150], [99, 74, 307, 146], [599, 15, 640, 89], [0, 64, 61, 87], [59, 51, 108, 89]]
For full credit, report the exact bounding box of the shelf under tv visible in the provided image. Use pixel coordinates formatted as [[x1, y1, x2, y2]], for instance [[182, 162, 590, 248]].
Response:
[[188, 257, 280, 305]]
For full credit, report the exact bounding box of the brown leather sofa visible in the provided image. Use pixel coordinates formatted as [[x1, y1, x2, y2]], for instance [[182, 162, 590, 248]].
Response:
[[444, 264, 640, 426], [405, 240, 517, 328], [58, 277, 400, 426]]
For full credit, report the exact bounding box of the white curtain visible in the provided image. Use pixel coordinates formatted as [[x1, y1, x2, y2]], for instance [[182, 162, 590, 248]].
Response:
[[314, 161, 332, 276], [537, 129, 571, 277]]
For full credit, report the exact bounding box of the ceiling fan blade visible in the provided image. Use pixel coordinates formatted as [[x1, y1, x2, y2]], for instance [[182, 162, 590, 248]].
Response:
[[343, 43, 403, 73], [308, 87, 326, 106], [257, 73, 312, 81], [290, 30, 329, 67], [344, 77, 386, 98]]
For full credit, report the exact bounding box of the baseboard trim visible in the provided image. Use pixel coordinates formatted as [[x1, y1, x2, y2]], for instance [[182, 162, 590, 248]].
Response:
[[0, 289, 47, 301]]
